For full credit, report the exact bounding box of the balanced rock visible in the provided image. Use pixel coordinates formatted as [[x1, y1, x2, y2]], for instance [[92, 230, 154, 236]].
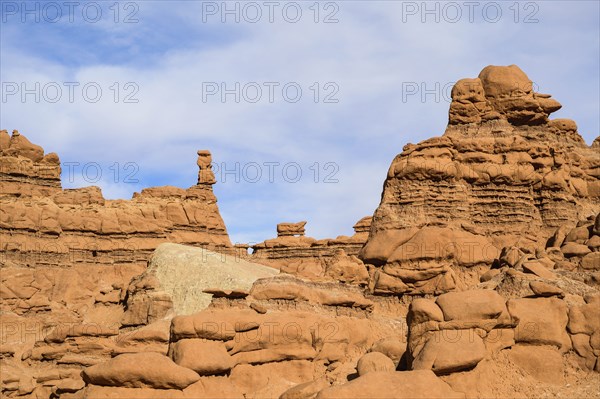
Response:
[[435, 290, 507, 321], [522, 261, 557, 280], [529, 281, 564, 298], [561, 242, 592, 257], [251, 218, 372, 279], [277, 221, 307, 237], [196, 150, 216, 185]]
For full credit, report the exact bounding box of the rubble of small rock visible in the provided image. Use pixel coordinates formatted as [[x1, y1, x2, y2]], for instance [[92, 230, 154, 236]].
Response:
[[1, 65, 599, 399]]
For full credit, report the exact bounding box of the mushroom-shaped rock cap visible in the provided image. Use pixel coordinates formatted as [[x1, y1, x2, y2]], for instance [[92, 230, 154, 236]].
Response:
[[448, 65, 562, 126], [277, 221, 307, 237], [478, 64, 533, 98], [197, 150, 213, 164]]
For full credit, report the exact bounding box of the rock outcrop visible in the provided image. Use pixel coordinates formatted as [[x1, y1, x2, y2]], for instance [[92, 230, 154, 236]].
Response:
[[251, 218, 372, 279], [0, 247, 281, 398], [277, 221, 307, 237], [0, 129, 61, 197], [121, 243, 279, 325], [2, 65, 599, 399], [0, 132, 236, 398], [0, 132, 231, 270], [68, 268, 407, 399], [407, 289, 599, 385], [361, 65, 600, 295]]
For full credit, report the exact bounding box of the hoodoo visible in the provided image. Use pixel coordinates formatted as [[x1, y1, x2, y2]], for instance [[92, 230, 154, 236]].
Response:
[[361, 65, 599, 295]]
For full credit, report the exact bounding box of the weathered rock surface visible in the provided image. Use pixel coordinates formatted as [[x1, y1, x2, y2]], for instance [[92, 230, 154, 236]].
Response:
[[361, 65, 599, 294], [277, 221, 307, 237], [356, 352, 396, 376], [0, 129, 61, 197], [251, 218, 372, 279], [436, 289, 507, 321], [0, 133, 238, 398], [3, 65, 600, 399], [508, 297, 571, 350], [121, 243, 278, 324], [506, 345, 565, 384], [407, 290, 510, 375], [315, 371, 465, 398], [82, 352, 200, 389], [169, 339, 233, 375]]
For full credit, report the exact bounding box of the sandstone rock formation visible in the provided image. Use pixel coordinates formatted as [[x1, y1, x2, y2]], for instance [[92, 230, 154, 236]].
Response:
[[0, 247, 281, 398], [252, 218, 372, 279], [68, 272, 408, 399], [0, 129, 61, 197], [0, 133, 231, 269], [121, 243, 278, 325], [361, 65, 599, 295], [0, 132, 236, 398], [448, 65, 562, 126], [2, 65, 599, 399], [277, 221, 307, 237], [406, 288, 599, 390]]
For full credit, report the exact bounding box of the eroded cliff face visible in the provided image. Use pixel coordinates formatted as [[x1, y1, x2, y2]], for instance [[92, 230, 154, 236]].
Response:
[[0, 131, 234, 397], [0, 129, 61, 197], [251, 217, 372, 280], [0, 133, 231, 270], [360, 65, 600, 295]]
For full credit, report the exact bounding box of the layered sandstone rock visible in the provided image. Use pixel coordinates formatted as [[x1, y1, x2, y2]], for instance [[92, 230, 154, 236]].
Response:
[[72, 265, 407, 399], [0, 133, 231, 269], [0, 130, 61, 197], [0, 132, 235, 398], [406, 289, 600, 382], [0, 247, 279, 398], [121, 243, 278, 325], [3, 65, 600, 399], [277, 221, 307, 237], [251, 218, 372, 279], [482, 212, 600, 295], [361, 65, 600, 295]]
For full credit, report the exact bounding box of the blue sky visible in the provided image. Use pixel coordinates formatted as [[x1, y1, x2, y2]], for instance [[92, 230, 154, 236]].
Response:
[[1, 1, 599, 245]]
